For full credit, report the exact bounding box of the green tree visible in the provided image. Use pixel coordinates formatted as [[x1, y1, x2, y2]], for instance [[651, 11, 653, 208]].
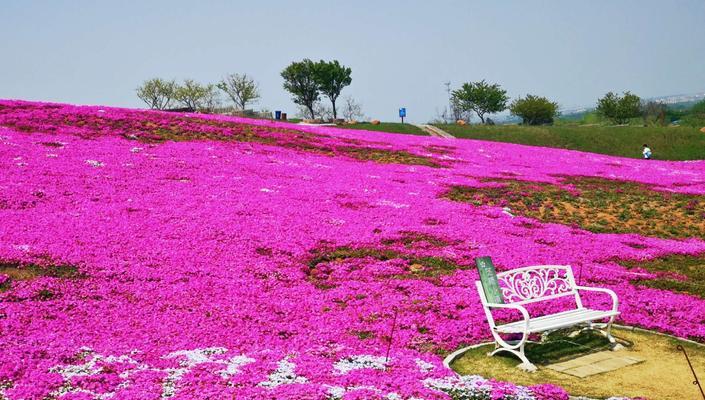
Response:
[[136, 78, 177, 110], [175, 79, 219, 111], [681, 99, 705, 127], [217, 73, 260, 110], [281, 59, 320, 119], [617, 92, 641, 123], [451, 80, 508, 124], [596, 92, 618, 122], [642, 101, 667, 126], [314, 60, 352, 120], [509, 94, 559, 125], [691, 99, 705, 114], [596, 91, 642, 124]]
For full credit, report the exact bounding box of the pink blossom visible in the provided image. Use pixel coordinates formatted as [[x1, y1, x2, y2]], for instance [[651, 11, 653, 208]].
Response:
[[1, 100, 702, 399]]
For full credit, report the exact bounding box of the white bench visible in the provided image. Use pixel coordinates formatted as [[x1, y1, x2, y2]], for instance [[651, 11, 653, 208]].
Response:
[[476, 263, 619, 371]]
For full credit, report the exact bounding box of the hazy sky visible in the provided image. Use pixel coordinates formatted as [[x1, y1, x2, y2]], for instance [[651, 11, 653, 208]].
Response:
[[2, 0, 704, 122]]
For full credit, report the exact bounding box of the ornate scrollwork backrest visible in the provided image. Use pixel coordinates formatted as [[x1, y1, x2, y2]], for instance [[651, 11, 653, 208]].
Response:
[[497, 266, 575, 303]]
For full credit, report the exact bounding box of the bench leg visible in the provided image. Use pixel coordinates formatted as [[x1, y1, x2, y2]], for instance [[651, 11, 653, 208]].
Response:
[[488, 340, 537, 372], [605, 316, 616, 344], [577, 318, 617, 344]]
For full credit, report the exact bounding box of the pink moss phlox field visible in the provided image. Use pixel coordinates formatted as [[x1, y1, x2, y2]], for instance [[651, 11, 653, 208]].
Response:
[[1, 100, 705, 399]]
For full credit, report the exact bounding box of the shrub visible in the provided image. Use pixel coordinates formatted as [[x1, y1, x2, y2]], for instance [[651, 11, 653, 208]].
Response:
[[509, 95, 559, 125], [596, 91, 642, 124]]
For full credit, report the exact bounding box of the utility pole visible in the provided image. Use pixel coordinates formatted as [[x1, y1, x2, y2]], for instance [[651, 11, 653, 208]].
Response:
[[444, 81, 452, 122]]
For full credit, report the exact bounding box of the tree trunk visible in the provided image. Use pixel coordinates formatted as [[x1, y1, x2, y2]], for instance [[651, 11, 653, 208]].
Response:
[[308, 104, 316, 119], [478, 113, 486, 124], [331, 101, 337, 120]]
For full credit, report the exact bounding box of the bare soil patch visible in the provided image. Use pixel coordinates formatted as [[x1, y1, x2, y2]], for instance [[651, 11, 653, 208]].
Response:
[[445, 176, 705, 240]]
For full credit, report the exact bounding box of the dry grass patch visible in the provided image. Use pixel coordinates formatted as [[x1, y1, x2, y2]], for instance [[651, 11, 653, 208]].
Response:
[[0, 261, 82, 292], [445, 176, 705, 239], [305, 234, 469, 288], [450, 327, 705, 400]]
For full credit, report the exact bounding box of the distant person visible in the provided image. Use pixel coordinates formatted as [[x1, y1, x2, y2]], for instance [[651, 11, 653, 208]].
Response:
[[642, 144, 652, 159]]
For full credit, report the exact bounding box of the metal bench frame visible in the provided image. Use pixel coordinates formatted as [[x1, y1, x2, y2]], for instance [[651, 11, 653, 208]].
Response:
[[476, 265, 620, 371]]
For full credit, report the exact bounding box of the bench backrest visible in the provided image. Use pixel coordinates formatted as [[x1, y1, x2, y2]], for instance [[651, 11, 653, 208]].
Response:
[[475, 260, 581, 307], [496, 265, 578, 305]]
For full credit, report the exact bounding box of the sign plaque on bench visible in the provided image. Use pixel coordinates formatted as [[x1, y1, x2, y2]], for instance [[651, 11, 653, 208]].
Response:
[[475, 256, 503, 304]]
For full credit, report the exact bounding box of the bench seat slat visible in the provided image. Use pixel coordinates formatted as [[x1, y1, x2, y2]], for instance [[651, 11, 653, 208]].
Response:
[[495, 308, 620, 334]]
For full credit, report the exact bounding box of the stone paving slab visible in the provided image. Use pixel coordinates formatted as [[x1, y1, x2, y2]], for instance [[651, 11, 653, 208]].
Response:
[[546, 351, 644, 378]]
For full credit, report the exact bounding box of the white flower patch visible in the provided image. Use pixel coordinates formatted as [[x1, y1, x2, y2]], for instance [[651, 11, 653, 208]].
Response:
[[162, 347, 228, 397], [326, 385, 383, 399], [258, 358, 308, 388], [49, 347, 145, 400], [130, 147, 143, 153], [46, 153, 58, 158], [50, 347, 143, 379], [367, 175, 380, 179], [376, 200, 409, 209], [423, 375, 538, 400], [164, 347, 228, 367], [513, 386, 536, 400], [13, 244, 30, 252], [218, 355, 255, 378], [85, 160, 104, 167], [415, 358, 435, 373], [327, 218, 345, 226], [334, 355, 387, 375], [0, 381, 10, 400], [327, 385, 346, 399], [260, 188, 275, 193]]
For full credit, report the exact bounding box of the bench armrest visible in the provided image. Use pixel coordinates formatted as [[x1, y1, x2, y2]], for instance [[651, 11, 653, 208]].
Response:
[[575, 286, 619, 312], [485, 302, 531, 327]]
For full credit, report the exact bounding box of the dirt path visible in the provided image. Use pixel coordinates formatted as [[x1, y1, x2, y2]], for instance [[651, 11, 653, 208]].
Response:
[[414, 124, 455, 139]]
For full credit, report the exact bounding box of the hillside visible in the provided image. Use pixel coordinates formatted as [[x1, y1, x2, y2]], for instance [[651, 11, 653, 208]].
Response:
[[434, 123, 705, 160], [1, 100, 705, 399]]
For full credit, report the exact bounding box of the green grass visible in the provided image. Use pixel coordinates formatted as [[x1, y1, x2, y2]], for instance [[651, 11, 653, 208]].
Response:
[[334, 122, 427, 135], [615, 252, 705, 299], [434, 124, 705, 161]]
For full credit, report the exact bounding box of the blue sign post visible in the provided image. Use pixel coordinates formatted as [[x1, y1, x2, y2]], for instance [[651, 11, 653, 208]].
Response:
[[399, 107, 406, 124]]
